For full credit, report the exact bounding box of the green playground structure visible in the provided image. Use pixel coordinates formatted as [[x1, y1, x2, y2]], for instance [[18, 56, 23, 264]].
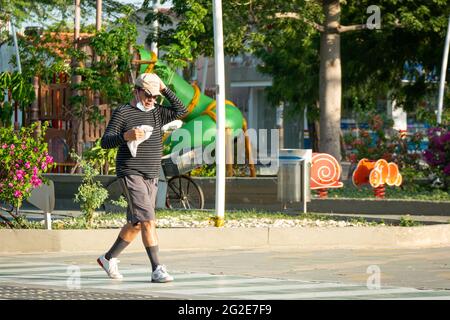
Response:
[[138, 49, 246, 156]]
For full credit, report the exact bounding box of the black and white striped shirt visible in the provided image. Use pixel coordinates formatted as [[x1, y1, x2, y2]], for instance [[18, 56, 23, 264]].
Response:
[[101, 88, 187, 179]]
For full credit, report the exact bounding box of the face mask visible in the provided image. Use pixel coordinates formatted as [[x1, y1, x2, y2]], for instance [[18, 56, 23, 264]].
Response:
[[136, 101, 152, 112], [135, 90, 155, 112]]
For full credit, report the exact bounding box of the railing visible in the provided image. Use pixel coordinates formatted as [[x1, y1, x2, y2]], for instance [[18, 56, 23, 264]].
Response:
[[37, 77, 112, 169]]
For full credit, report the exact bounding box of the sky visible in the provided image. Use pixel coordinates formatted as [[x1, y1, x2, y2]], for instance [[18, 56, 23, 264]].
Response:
[[20, 0, 172, 30]]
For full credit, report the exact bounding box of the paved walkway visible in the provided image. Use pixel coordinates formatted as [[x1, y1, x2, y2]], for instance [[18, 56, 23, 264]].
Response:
[[2, 247, 450, 300]]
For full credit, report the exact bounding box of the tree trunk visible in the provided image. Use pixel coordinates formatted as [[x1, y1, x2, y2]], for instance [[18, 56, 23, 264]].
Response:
[[30, 76, 41, 139], [72, 0, 83, 169], [319, 0, 342, 162], [313, 119, 320, 152], [339, 128, 347, 161]]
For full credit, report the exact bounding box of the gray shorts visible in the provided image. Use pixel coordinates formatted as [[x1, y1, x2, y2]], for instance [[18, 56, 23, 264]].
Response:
[[119, 175, 158, 225]]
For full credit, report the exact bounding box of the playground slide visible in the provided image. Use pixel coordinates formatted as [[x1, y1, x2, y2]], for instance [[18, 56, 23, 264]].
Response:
[[138, 49, 245, 155]]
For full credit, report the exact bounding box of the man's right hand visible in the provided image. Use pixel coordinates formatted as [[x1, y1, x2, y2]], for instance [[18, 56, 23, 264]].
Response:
[[124, 128, 145, 141]]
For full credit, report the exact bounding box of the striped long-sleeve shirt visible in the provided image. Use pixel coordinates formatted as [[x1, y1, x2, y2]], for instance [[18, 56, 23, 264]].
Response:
[[101, 87, 187, 179]]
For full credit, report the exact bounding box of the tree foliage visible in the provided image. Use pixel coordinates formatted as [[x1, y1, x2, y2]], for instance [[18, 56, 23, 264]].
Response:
[[145, 0, 450, 124], [0, 72, 35, 126], [0, 0, 137, 26], [72, 16, 138, 109], [341, 0, 450, 119]]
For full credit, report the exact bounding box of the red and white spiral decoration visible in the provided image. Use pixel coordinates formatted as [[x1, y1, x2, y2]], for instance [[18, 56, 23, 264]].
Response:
[[310, 153, 344, 190]]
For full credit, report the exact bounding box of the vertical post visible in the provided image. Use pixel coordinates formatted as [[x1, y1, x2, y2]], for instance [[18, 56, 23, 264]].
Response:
[[150, 0, 160, 56], [10, 18, 22, 74], [201, 57, 209, 94], [276, 102, 284, 149], [93, 0, 102, 108], [96, 0, 102, 31], [225, 127, 233, 176], [303, 107, 308, 148], [244, 124, 256, 177], [31, 76, 41, 137], [72, 0, 83, 158], [73, 0, 80, 67], [302, 160, 308, 213], [44, 212, 52, 230], [11, 18, 21, 130], [437, 15, 450, 125], [213, 0, 226, 227], [248, 88, 255, 128], [2, 21, 7, 108], [30, 77, 39, 120]]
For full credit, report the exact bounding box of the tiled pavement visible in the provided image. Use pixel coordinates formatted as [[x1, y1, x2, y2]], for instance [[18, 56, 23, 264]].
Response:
[[1, 260, 450, 300]]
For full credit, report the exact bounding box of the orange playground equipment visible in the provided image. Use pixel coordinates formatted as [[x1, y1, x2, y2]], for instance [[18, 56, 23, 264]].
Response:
[[310, 153, 344, 198], [352, 159, 403, 199]]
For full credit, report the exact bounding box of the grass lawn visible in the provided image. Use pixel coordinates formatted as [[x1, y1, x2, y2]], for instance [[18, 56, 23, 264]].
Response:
[[324, 185, 450, 201]]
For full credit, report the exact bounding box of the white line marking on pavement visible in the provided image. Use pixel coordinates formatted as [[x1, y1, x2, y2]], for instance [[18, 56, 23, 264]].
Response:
[[147, 277, 280, 287], [0, 262, 56, 268], [376, 295, 450, 300], [150, 282, 362, 296], [2, 263, 449, 300], [0, 265, 98, 274], [89, 276, 283, 291], [240, 288, 433, 300]]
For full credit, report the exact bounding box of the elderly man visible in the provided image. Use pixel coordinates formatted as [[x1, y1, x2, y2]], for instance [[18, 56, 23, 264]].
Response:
[[98, 73, 187, 283]]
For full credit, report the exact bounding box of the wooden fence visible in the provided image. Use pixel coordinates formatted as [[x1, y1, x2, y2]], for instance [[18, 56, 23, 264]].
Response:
[[35, 76, 112, 173]]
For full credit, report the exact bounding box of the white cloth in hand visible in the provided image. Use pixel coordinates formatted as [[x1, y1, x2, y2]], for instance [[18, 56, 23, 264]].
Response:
[[127, 125, 154, 157]]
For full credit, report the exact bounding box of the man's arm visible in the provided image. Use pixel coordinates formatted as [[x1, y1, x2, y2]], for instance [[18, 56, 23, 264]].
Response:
[[101, 107, 146, 148], [101, 108, 126, 149], [158, 87, 188, 125]]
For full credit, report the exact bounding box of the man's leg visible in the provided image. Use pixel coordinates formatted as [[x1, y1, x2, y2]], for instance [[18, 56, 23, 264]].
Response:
[[104, 223, 141, 260], [98, 223, 141, 279], [141, 220, 160, 271], [141, 220, 173, 282]]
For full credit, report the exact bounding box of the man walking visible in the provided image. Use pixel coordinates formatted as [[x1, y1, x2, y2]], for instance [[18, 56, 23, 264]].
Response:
[[98, 73, 187, 283]]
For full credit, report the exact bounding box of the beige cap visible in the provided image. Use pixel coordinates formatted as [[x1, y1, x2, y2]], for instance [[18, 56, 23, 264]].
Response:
[[135, 73, 161, 96]]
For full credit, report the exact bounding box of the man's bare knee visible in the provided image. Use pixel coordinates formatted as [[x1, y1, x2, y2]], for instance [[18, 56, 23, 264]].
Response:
[[141, 220, 156, 230], [130, 223, 141, 231]]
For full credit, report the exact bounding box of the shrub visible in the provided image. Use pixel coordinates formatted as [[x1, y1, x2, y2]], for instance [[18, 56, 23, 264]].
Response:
[[0, 122, 54, 210], [423, 126, 450, 189], [344, 112, 425, 187], [83, 139, 117, 175], [72, 153, 109, 227]]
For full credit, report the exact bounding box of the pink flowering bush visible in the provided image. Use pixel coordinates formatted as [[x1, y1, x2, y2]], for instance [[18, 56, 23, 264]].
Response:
[[423, 126, 450, 189], [0, 122, 54, 210]]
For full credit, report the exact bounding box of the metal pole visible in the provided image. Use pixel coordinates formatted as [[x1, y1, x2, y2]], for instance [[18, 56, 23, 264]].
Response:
[[10, 18, 22, 73], [201, 57, 209, 94], [437, 15, 450, 125], [276, 102, 284, 149], [151, 0, 160, 56], [10, 18, 22, 129], [213, 0, 226, 227]]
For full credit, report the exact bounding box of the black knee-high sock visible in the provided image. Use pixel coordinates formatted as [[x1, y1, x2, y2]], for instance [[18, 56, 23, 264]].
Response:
[[145, 245, 160, 271], [105, 237, 130, 260]]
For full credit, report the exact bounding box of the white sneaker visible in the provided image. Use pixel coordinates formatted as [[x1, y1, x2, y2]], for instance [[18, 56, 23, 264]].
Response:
[[152, 265, 174, 283], [97, 255, 123, 280]]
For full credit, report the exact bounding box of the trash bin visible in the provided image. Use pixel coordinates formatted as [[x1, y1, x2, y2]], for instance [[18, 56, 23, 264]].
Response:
[[277, 149, 311, 212]]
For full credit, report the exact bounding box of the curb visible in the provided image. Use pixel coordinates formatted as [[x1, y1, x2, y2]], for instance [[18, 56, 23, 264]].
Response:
[[2, 224, 450, 253]]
